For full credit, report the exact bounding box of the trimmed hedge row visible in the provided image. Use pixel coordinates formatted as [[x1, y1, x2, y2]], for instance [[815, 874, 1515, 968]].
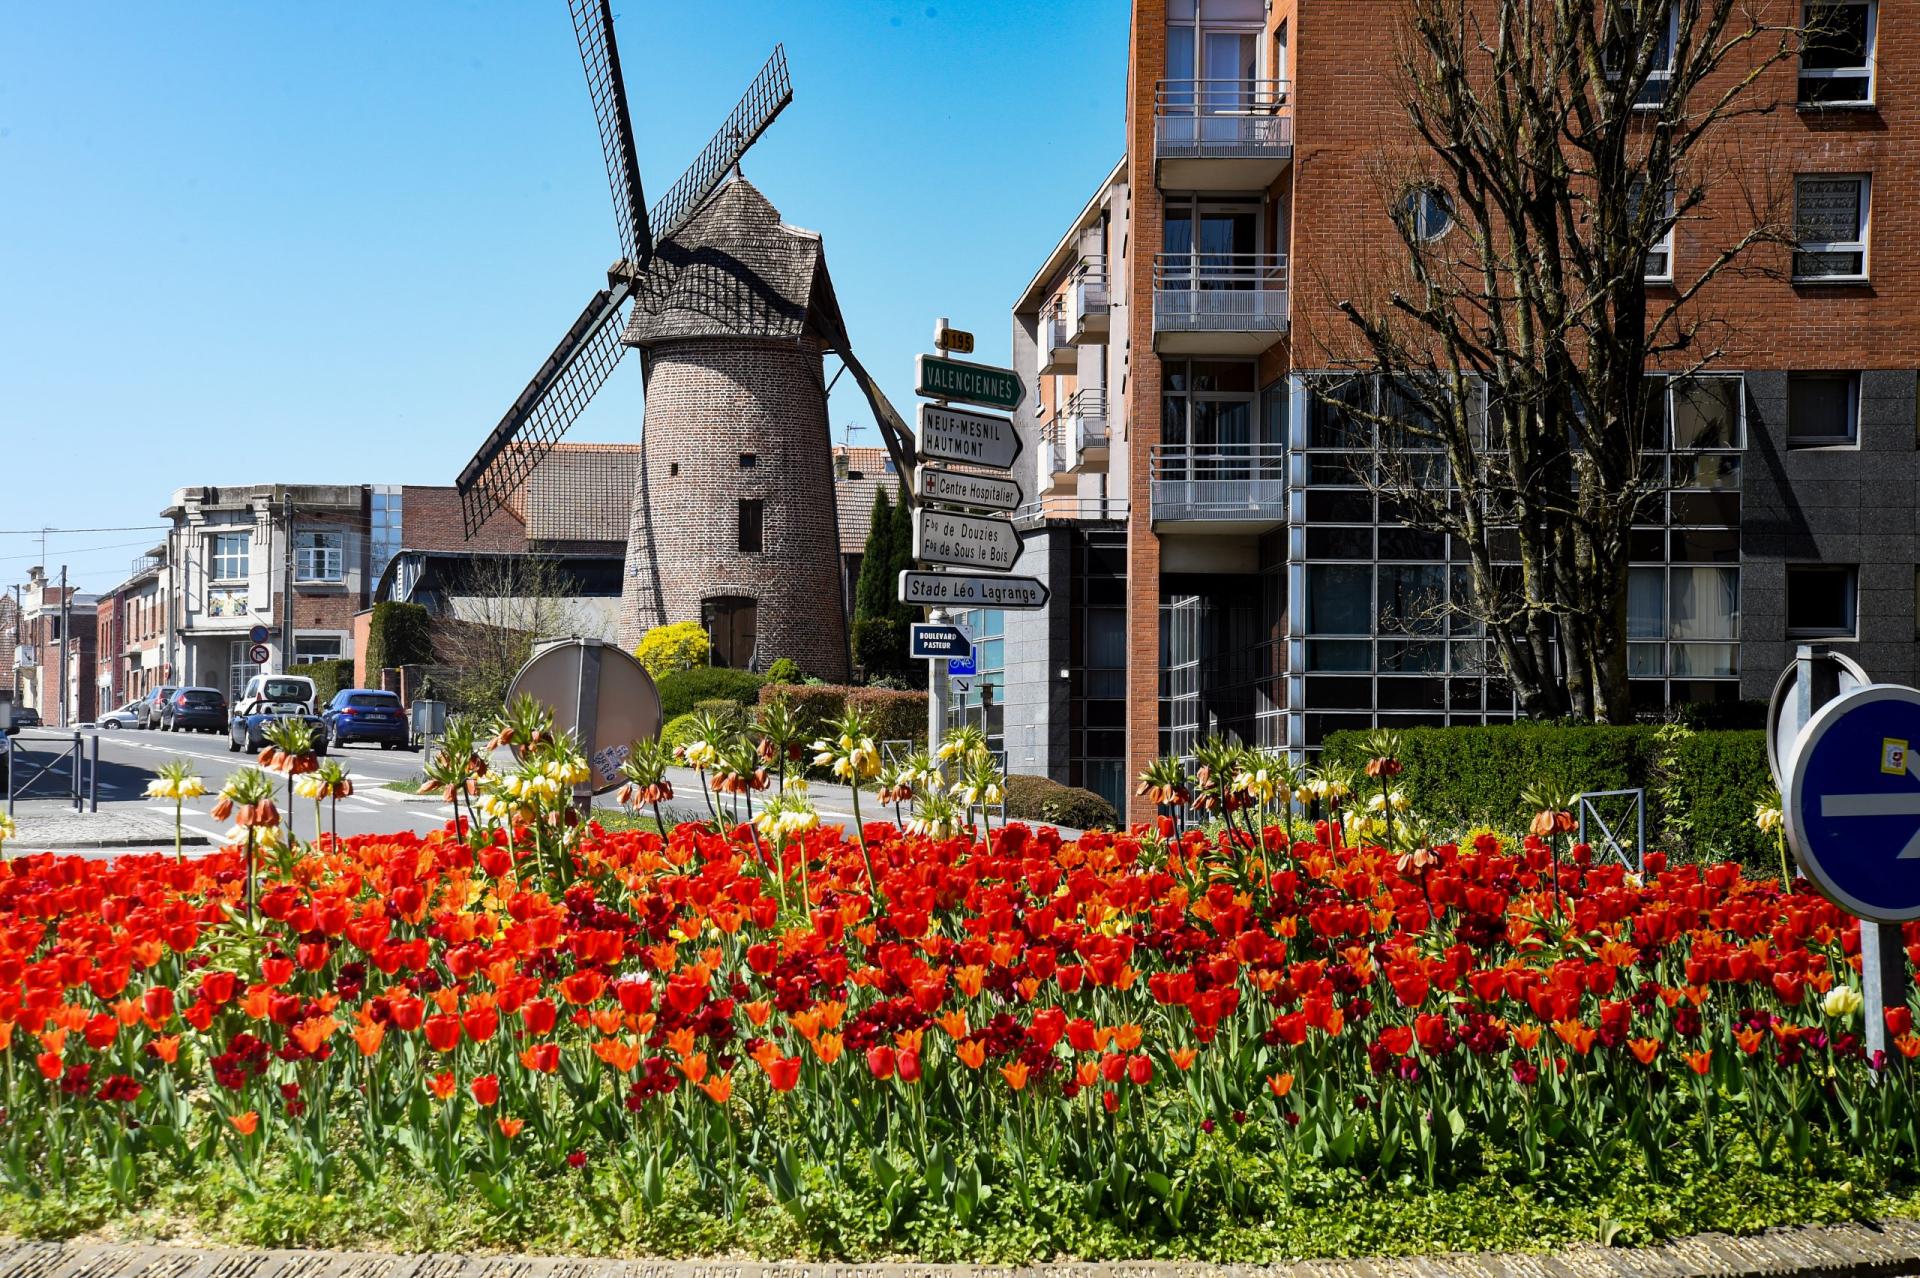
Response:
[[1003, 775, 1119, 832], [656, 667, 765, 721], [299, 659, 355, 707], [1320, 723, 1775, 867], [756, 684, 928, 747]]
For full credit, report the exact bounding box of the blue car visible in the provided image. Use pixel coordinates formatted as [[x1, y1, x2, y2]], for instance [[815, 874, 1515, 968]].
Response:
[[323, 689, 412, 750]]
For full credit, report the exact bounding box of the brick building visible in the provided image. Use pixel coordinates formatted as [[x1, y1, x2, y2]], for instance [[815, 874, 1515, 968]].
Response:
[[995, 0, 1915, 822], [13, 566, 99, 727], [94, 547, 169, 712]]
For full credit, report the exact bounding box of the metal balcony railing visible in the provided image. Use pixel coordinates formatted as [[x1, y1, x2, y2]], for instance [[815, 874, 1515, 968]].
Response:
[[1150, 444, 1286, 524], [1065, 388, 1109, 461], [1155, 78, 1293, 155], [1069, 256, 1110, 342], [1038, 295, 1074, 375], [1152, 253, 1290, 333], [1010, 496, 1130, 529], [129, 551, 163, 577]]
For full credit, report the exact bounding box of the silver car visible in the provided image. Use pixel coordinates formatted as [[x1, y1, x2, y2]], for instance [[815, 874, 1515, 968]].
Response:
[[96, 702, 142, 729]]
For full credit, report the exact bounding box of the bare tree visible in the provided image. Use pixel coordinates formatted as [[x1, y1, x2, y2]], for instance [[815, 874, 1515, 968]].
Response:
[[1323, 0, 1804, 720], [433, 555, 613, 715]]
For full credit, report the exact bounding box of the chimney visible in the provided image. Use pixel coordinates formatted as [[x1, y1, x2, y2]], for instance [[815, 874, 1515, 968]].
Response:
[[833, 449, 850, 481]]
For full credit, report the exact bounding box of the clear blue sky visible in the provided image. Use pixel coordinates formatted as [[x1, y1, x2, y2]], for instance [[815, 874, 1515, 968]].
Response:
[[0, 2, 1126, 594]]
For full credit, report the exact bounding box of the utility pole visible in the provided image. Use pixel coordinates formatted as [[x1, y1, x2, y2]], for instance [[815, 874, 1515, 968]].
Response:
[[281, 490, 295, 674], [58, 566, 69, 730]]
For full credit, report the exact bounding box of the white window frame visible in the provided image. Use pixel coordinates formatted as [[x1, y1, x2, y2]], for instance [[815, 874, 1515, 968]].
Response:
[[1800, 0, 1877, 106], [292, 634, 344, 665], [208, 531, 250, 582], [1793, 173, 1871, 283], [1606, 6, 1679, 108], [1786, 370, 1861, 448], [1786, 563, 1860, 639], [294, 529, 345, 583], [1400, 186, 1455, 242], [1630, 179, 1676, 283]]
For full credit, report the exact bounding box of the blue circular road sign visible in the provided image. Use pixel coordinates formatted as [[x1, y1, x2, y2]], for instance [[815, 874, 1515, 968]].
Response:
[[248, 624, 270, 644], [1785, 683, 1920, 922]]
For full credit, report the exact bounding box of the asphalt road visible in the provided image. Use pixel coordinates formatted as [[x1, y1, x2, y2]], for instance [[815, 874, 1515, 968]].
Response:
[[5, 724, 454, 844]]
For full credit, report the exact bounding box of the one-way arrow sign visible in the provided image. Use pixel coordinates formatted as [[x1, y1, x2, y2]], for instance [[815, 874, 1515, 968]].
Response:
[[913, 508, 1022, 572], [898, 571, 1050, 611], [917, 404, 1023, 471]]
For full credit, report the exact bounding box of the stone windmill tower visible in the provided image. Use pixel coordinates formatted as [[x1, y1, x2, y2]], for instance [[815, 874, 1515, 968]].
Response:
[[454, 4, 913, 682]]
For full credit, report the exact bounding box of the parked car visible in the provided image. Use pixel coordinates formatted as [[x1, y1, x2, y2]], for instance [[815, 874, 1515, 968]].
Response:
[[236, 673, 318, 717], [96, 702, 142, 729], [230, 702, 329, 755], [136, 686, 177, 729], [160, 687, 228, 733], [322, 689, 412, 750], [11, 707, 41, 730]]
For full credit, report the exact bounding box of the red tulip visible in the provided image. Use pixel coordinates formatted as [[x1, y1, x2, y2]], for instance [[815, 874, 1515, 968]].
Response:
[[423, 1014, 461, 1053]]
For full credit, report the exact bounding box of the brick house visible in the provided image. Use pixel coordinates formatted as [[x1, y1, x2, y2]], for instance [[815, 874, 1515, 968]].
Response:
[[993, 0, 1916, 822], [13, 566, 99, 727], [93, 546, 169, 712]]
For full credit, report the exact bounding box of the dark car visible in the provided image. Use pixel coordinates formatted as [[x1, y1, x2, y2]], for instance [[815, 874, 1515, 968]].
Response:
[[323, 689, 411, 749], [11, 706, 41, 730], [230, 703, 328, 755], [160, 686, 228, 733], [136, 685, 177, 729]]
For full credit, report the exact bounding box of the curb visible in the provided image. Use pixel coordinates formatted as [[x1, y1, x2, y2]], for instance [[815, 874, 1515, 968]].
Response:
[[4, 1219, 1920, 1278], [10, 833, 212, 852]]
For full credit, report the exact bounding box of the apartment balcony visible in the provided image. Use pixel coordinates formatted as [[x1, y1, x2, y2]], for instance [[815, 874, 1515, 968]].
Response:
[[1064, 388, 1109, 471], [1036, 296, 1074, 378], [1068, 256, 1110, 344], [1155, 79, 1293, 190], [1035, 423, 1069, 496], [1152, 253, 1289, 354], [1010, 496, 1130, 530], [1149, 444, 1286, 533], [129, 551, 163, 577]]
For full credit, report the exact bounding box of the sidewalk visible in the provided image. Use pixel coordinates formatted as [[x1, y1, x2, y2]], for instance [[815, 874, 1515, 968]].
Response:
[[5, 1218, 1920, 1278], [3, 803, 209, 853]]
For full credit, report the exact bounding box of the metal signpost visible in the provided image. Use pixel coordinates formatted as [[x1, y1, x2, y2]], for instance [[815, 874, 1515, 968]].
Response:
[[1777, 647, 1915, 1062], [912, 508, 1023, 572], [916, 404, 1024, 470], [915, 353, 1024, 411], [915, 465, 1022, 512], [897, 570, 1050, 610], [908, 623, 972, 661]]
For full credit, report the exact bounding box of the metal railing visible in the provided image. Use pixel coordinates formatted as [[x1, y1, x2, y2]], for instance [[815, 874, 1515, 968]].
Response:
[[1155, 78, 1293, 154], [1010, 496, 1130, 529], [1038, 296, 1072, 374], [5, 730, 99, 815], [1149, 444, 1286, 523], [1152, 253, 1290, 332], [1065, 388, 1109, 457], [129, 551, 164, 576], [1070, 256, 1110, 337], [1576, 788, 1646, 873]]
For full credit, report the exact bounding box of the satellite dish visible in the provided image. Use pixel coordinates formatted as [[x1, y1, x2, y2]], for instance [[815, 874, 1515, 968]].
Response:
[[507, 638, 662, 795]]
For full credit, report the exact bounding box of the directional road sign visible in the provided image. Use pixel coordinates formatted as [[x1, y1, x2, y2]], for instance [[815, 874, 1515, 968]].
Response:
[[909, 623, 973, 661], [249, 643, 272, 665], [898, 570, 1050, 611], [1785, 683, 1920, 922], [916, 354, 1024, 411], [917, 404, 1022, 470], [913, 508, 1022, 572], [916, 465, 1023, 513], [947, 652, 977, 678]]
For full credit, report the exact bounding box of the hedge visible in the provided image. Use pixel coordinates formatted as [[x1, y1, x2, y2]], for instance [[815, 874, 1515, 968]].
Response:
[[1320, 723, 1775, 867], [636, 621, 710, 679], [660, 712, 703, 753], [1003, 774, 1119, 832], [757, 684, 928, 746], [365, 602, 433, 677], [298, 659, 355, 707], [656, 667, 765, 721]]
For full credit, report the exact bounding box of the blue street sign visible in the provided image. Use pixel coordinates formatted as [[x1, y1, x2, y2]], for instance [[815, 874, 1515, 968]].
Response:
[[909, 623, 971, 661], [248, 624, 270, 644], [947, 652, 977, 678], [1785, 684, 1920, 922]]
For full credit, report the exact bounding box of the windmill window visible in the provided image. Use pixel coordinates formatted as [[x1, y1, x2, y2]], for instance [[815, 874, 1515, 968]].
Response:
[[738, 499, 764, 554], [669, 462, 679, 478], [739, 453, 757, 469]]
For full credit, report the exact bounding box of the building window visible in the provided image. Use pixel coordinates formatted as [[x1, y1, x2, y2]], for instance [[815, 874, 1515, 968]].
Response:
[[738, 453, 757, 469], [1604, 5, 1677, 106], [206, 587, 249, 618], [1787, 564, 1858, 638], [1630, 179, 1675, 282], [1787, 372, 1860, 446], [738, 499, 764, 553], [1669, 565, 1740, 676], [209, 532, 250, 582], [1397, 186, 1454, 242], [293, 636, 343, 665], [1801, 1, 1876, 104], [295, 530, 345, 582], [370, 487, 404, 584], [1669, 375, 1744, 449], [228, 639, 261, 703], [1794, 174, 1870, 281]]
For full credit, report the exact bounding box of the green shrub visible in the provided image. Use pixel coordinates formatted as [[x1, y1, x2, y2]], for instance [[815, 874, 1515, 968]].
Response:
[[1674, 699, 1768, 731], [299, 658, 355, 706], [765, 657, 802, 684], [660, 712, 703, 753], [756, 684, 927, 746], [656, 667, 765, 720], [1321, 722, 1773, 868], [636, 621, 711, 678], [852, 616, 906, 680], [1003, 774, 1119, 831], [366, 602, 433, 677]]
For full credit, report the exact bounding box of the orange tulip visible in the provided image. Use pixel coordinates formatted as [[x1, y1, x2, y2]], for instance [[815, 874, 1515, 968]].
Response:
[[955, 965, 987, 997], [428, 1072, 458, 1100], [1000, 1060, 1030, 1091], [957, 1039, 987, 1069], [1171, 1046, 1199, 1071], [699, 1075, 733, 1104], [228, 1111, 260, 1135], [497, 1117, 525, 1139], [1627, 1037, 1661, 1065], [1267, 1071, 1294, 1098], [893, 1027, 925, 1053], [1735, 1026, 1766, 1055], [1896, 1033, 1920, 1059], [815, 1033, 844, 1065], [679, 1052, 709, 1084], [353, 1023, 386, 1057], [1684, 1049, 1712, 1075], [1112, 1023, 1144, 1052], [1511, 1022, 1542, 1050], [666, 1027, 697, 1057], [744, 1000, 773, 1027], [593, 1039, 641, 1073], [936, 1010, 969, 1039], [149, 1034, 181, 1065]]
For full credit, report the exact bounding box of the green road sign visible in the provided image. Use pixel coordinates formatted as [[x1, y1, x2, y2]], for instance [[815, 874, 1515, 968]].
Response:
[[916, 354, 1024, 411]]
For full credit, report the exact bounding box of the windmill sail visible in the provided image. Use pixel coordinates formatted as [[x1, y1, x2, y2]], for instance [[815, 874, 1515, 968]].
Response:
[[569, 0, 650, 271], [647, 46, 792, 245], [454, 284, 632, 538]]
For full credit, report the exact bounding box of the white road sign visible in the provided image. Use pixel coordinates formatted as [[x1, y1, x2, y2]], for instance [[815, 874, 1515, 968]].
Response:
[[898, 571, 1050, 610], [916, 403, 1023, 470], [913, 508, 1022, 572], [915, 465, 1023, 513]]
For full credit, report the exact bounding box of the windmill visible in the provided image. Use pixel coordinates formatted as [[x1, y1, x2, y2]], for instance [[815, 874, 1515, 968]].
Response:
[[454, 1, 915, 680]]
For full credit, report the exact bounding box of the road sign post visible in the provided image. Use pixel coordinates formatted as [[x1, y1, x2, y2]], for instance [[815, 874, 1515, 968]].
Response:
[[908, 623, 972, 661], [897, 570, 1049, 610], [916, 465, 1023, 512], [1780, 648, 1913, 1063], [912, 508, 1022, 571]]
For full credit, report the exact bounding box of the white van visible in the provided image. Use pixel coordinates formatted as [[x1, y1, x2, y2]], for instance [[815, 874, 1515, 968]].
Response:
[[236, 673, 318, 716]]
